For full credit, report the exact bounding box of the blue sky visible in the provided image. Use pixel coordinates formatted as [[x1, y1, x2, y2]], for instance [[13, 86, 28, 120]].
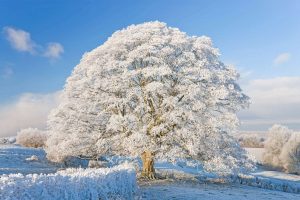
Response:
[[0, 0, 300, 135]]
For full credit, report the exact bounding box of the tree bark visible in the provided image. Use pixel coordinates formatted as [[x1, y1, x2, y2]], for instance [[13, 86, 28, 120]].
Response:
[[141, 150, 155, 179]]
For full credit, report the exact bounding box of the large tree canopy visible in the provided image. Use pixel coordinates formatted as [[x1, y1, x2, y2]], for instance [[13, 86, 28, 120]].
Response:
[[46, 21, 252, 174]]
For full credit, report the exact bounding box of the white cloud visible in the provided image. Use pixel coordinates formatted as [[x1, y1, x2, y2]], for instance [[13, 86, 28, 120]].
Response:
[[44, 42, 64, 59], [0, 91, 61, 137], [3, 27, 36, 54], [238, 77, 300, 131], [273, 52, 291, 65], [3, 26, 64, 59]]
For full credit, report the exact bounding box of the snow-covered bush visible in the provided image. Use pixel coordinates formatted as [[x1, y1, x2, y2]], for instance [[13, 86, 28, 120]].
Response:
[[263, 124, 300, 174], [280, 133, 300, 174], [16, 128, 47, 148], [0, 163, 136, 200], [88, 160, 109, 168], [0, 137, 16, 144], [263, 125, 292, 169], [46, 21, 253, 175], [238, 135, 265, 148]]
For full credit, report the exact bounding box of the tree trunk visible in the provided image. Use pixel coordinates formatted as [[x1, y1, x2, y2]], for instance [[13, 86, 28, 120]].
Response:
[[141, 150, 155, 179]]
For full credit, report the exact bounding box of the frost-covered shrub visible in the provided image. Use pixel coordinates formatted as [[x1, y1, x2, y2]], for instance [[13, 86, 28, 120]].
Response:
[[88, 160, 109, 168], [280, 133, 300, 174], [0, 137, 16, 144], [263, 125, 292, 169], [0, 163, 136, 200], [16, 128, 47, 148], [263, 124, 300, 174], [238, 136, 265, 148], [46, 21, 253, 175]]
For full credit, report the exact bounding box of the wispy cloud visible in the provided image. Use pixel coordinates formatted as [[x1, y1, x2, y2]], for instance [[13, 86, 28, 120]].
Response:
[[238, 76, 300, 131], [3, 27, 36, 54], [0, 91, 61, 137], [273, 52, 291, 66], [44, 42, 64, 59], [3, 26, 64, 60]]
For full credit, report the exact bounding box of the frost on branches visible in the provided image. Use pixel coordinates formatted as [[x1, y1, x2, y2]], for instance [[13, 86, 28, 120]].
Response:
[[46, 21, 253, 174]]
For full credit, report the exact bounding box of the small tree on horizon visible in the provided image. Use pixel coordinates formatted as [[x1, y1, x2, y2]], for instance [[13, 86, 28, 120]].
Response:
[[45, 21, 252, 176]]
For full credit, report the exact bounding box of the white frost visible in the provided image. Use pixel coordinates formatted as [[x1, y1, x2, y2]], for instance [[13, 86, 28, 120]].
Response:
[[0, 163, 136, 200], [46, 21, 253, 175]]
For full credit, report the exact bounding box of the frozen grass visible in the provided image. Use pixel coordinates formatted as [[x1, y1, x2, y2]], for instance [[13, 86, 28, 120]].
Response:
[[0, 163, 136, 200]]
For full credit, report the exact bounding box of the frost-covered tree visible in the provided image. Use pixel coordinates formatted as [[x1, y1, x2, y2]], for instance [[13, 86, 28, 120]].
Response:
[[263, 124, 292, 169], [263, 124, 300, 174], [46, 21, 252, 175], [280, 133, 300, 174]]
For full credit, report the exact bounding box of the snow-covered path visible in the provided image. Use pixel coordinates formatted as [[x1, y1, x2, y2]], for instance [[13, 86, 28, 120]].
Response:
[[138, 183, 300, 200]]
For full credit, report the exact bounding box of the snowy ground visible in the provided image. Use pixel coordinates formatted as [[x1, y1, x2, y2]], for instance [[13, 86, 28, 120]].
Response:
[[1, 144, 299, 199], [253, 171, 300, 182], [138, 182, 300, 199], [0, 144, 57, 175]]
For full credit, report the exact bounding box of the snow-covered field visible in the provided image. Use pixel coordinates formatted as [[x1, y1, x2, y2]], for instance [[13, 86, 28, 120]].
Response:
[[138, 182, 300, 200], [0, 144, 200, 177], [0, 144, 57, 175], [1, 144, 300, 199]]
